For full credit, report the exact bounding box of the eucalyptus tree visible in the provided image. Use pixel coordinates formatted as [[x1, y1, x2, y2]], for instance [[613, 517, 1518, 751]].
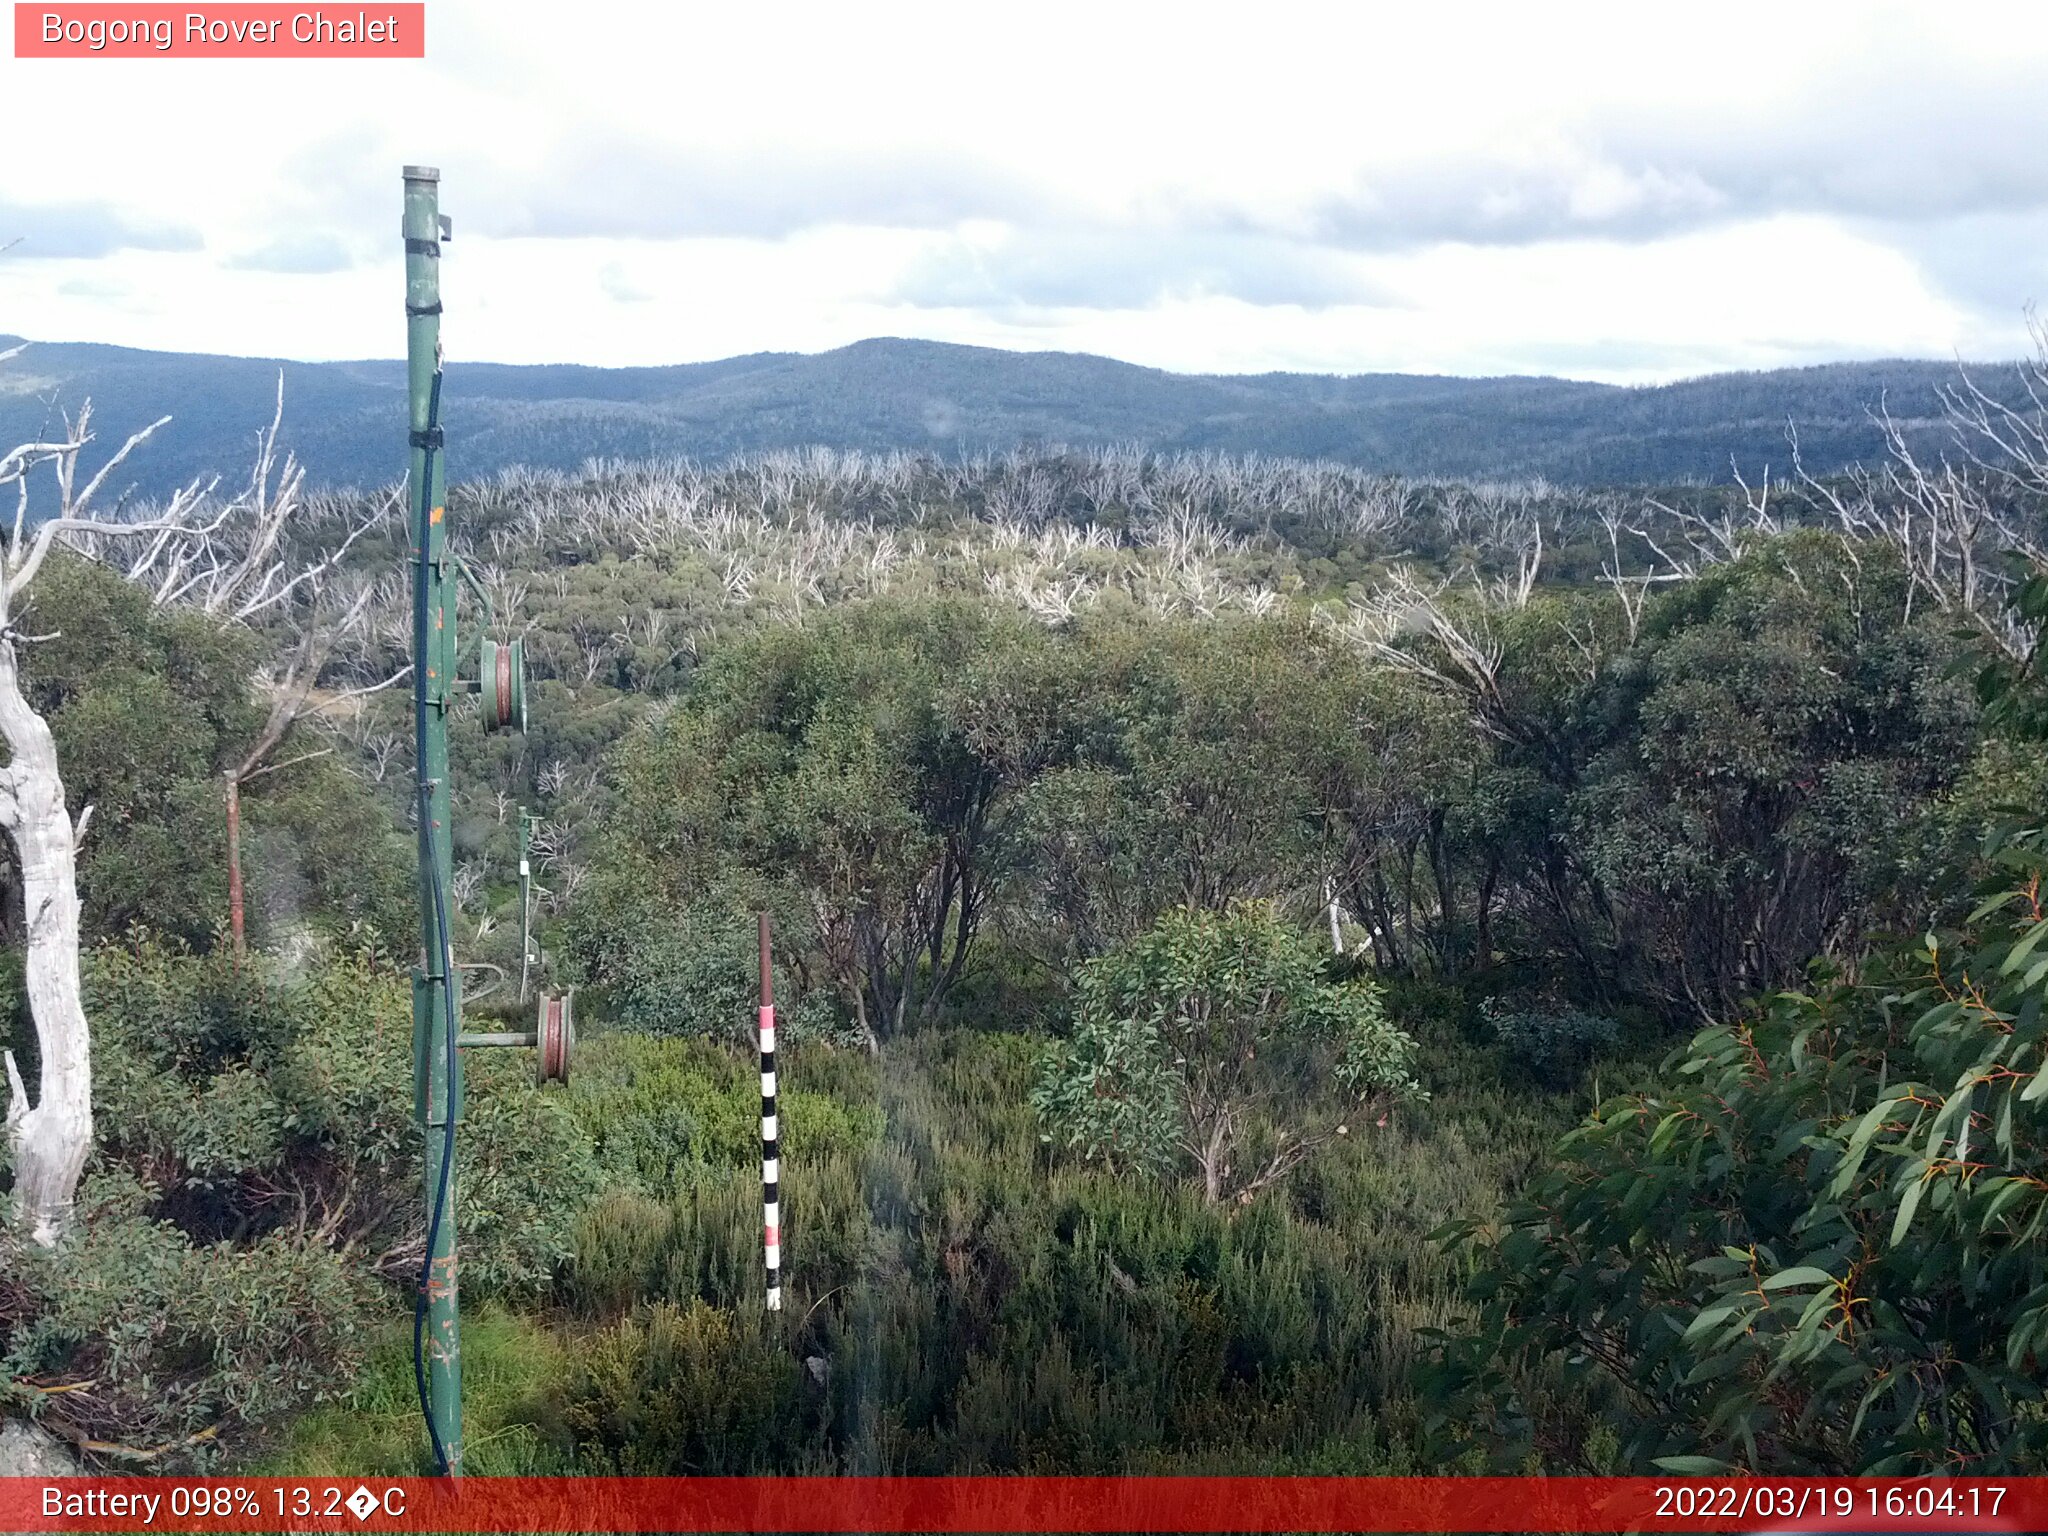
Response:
[[1427, 810, 2048, 1473], [1033, 901, 1421, 1204], [591, 599, 1049, 1049]]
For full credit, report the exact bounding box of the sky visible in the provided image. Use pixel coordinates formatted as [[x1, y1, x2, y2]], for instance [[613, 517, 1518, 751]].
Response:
[[3, 0, 2047, 383]]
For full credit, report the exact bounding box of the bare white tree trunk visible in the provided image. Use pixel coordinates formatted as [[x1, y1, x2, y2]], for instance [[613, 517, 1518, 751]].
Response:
[[0, 634, 91, 1246]]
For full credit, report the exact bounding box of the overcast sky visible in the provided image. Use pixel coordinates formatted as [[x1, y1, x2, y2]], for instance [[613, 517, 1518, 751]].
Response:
[[4, 0, 2046, 383]]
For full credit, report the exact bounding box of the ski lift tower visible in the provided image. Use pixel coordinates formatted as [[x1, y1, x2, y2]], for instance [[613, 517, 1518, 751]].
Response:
[[403, 166, 563, 1476]]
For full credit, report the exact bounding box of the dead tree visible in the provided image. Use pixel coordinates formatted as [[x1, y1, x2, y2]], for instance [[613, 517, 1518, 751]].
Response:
[[1341, 567, 1510, 730], [0, 367, 386, 1242], [1594, 500, 1693, 646], [1793, 385, 2048, 661], [81, 380, 391, 623], [0, 398, 222, 1243]]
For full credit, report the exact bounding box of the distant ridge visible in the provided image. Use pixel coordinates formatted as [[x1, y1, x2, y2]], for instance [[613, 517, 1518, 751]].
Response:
[[0, 334, 2011, 499]]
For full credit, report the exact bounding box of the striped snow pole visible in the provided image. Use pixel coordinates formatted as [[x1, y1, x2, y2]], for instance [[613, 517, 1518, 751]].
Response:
[[758, 912, 781, 1312]]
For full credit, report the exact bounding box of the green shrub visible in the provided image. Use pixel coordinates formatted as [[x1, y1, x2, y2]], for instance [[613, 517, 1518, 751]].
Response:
[[564, 1035, 758, 1187], [564, 1033, 883, 1195], [0, 556, 412, 956], [559, 1301, 802, 1473], [1, 939, 606, 1465], [936, 941, 1067, 1033], [83, 937, 598, 1297], [540, 1027, 1540, 1474], [1426, 824, 2048, 1473], [454, 1050, 606, 1296], [1477, 995, 1620, 1087], [566, 1191, 675, 1319], [1, 1171, 377, 1465], [1034, 903, 1421, 1203], [567, 894, 840, 1043]]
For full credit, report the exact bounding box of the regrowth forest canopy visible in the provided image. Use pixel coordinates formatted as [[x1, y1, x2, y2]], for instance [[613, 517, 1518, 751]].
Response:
[[3, 336, 2048, 1479]]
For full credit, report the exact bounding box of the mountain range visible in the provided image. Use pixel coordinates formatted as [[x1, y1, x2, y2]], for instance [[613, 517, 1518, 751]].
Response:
[[0, 334, 2013, 500]]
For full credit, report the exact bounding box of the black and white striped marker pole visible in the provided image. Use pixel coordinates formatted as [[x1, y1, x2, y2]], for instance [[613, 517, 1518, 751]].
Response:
[[758, 911, 781, 1312]]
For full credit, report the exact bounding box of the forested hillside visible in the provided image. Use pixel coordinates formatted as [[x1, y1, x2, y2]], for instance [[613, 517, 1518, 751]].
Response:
[[0, 334, 2021, 498], [4, 346, 2048, 1478]]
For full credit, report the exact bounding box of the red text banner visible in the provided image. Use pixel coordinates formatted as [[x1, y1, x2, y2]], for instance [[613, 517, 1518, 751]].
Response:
[[5, 1477, 2048, 1533], [14, 4, 424, 57]]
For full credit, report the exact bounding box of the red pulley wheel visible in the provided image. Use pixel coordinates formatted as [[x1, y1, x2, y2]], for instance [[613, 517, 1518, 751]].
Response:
[[536, 992, 573, 1085], [479, 638, 527, 734]]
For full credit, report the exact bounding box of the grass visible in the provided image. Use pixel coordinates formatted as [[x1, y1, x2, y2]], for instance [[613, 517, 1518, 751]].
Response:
[[254, 1303, 578, 1476]]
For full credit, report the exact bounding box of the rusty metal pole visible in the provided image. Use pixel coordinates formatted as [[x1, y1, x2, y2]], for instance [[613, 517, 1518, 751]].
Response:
[[225, 776, 245, 961]]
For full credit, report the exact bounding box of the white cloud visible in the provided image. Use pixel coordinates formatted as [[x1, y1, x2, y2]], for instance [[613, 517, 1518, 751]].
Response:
[[1, 0, 2044, 380]]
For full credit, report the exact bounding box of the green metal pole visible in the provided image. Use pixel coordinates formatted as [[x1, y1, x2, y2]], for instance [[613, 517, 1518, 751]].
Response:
[[404, 164, 463, 1476]]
